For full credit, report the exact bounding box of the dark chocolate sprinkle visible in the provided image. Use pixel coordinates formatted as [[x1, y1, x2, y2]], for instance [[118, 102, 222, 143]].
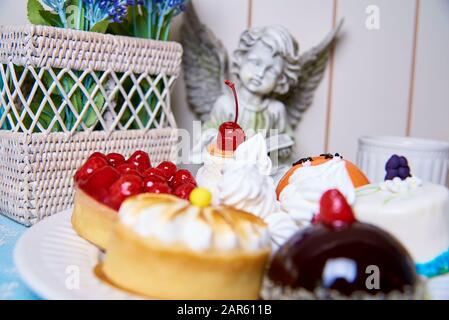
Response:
[[293, 157, 313, 166]]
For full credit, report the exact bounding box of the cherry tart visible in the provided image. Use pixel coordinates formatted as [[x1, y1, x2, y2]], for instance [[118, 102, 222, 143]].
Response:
[[72, 151, 197, 249]]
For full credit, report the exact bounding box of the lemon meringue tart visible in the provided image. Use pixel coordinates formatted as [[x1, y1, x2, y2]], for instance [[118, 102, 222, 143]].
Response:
[[102, 189, 271, 299]]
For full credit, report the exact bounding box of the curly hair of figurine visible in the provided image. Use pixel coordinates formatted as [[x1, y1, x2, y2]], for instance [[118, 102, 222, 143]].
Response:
[[232, 25, 301, 95]]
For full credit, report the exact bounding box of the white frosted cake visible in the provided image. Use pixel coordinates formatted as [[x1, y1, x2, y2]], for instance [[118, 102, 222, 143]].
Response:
[[354, 176, 449, 275]]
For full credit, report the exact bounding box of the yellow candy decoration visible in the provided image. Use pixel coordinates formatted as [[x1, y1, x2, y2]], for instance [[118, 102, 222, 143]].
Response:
[[189, 187, 212, 208]]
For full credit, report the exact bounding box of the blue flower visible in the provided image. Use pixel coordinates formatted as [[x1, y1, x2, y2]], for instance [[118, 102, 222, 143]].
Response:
[[41, 0, 67, 12], [42, 0, 68, 26], [83, 0, 136, 25], [146, 0, 189, 17]]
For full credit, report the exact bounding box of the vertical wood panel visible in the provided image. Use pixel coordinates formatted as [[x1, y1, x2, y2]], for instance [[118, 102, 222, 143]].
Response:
[[329, 0, 416, 161], [406, 0, 420, 136], [410, 0, 449, 141], [324, 0, 339, 152], [252, 0, 335, 158]]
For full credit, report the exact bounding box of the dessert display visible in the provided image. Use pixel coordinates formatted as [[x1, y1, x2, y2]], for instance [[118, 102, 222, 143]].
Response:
[[276, 153, 370, 225], [102, 189, 271, 299], [262, 189, 423, 300], [354, 155, 449, 277], [72, 150, 197, 249], [196, 80, 246, 202]]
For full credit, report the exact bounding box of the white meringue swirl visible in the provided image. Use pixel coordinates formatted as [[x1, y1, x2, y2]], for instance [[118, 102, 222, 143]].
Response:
[[264, 212, 300, 251], [279, 157, 356, 224], [196, 133, 273, 204], [234, 133, 272, 176], [219, 163, 277, 219]]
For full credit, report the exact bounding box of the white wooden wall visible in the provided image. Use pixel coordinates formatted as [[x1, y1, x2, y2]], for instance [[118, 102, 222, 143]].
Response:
[[2, 0, 449, 163], [172, 0, 449, 163]]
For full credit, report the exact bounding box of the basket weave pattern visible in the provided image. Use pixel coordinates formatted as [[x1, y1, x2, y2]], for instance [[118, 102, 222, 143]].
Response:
[[0, 25, 182, 225]]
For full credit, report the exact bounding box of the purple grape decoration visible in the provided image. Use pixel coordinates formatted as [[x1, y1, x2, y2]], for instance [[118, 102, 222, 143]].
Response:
[[385, 154, 412, 181]]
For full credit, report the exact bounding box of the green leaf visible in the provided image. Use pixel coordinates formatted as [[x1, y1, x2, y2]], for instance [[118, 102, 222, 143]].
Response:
[[27, 0, 49, 25], [135, 14, 149, 38], [90, 19, 110, 33], [39, 10, 63, 27], [83, 77, 106, 128], [107, 21, 132, 36]]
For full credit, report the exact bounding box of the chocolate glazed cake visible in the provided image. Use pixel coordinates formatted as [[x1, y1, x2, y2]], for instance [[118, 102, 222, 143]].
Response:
[[262, 189, 424, 300]]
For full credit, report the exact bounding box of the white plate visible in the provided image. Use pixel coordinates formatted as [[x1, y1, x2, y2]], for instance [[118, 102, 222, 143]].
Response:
[[14, 210, 140, 300], [14, 209, 449, 300]]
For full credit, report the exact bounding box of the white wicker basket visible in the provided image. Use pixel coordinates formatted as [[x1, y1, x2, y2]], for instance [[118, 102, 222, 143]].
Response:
[[0, 25, 182, 225]]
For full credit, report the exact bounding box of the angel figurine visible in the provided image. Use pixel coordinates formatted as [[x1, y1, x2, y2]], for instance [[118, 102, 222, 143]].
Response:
[[182, 4, 343, 162]]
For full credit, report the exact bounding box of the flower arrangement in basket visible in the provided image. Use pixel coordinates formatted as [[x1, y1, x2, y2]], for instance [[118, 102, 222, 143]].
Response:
[[0, 0, 188, 225]]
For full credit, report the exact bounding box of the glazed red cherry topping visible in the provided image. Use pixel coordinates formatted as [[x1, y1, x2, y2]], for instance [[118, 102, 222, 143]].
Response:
[[78, 166, 121, 202], [171, 169, 196, 189], [174, 183, 196, 200], [106, 174, 144, 210], [145, 181, 171, 194], [74, 151, 197, 210], [143, 167, 167, 182], [106, 153, 126, 167], [217, 80, 246, 152], [127, 150, 151, 172], [75, 156, 108, 183], [88, 152, 108, 161], [156, 161, 178, 179], [318, 189, 356, 228], [116, 163, 142, 177]]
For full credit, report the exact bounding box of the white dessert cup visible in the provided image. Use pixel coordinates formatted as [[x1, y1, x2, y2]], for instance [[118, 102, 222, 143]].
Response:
[[357, 136, 449, 185]]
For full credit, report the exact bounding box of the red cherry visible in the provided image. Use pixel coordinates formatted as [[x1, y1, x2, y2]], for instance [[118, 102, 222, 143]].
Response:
[[88, 152, 108, 161], [171, 169, 196, 189], [217, 80, 246, 152], [79, 166, 120, 201], [127, 150, 151, 172], [145, 181, 171, 195], [156, 161, 177, 179], [319, 189, 356, 228], [116, 163, 142, 177], [75, 157, 108, 184], [173, 183, 196, 200], [143, 176, 166, 190], [217, 121, 246, 152], [106, 174, 144, 210], [106, 153, 125, 167], [142, 167, 166, 182]]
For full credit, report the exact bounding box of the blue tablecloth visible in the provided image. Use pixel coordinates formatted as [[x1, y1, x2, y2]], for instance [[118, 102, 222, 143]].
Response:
[[0, 214, 40, 300]]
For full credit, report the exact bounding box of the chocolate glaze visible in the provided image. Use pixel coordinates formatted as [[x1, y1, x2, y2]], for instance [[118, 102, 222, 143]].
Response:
[[268, 222, 418, 297]]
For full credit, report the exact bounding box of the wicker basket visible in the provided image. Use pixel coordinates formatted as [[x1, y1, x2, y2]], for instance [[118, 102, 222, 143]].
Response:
[[0, 25, 182, 225]]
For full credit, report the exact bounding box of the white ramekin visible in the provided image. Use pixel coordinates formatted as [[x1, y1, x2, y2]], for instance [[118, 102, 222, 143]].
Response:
[[357, 136, 449, 185]]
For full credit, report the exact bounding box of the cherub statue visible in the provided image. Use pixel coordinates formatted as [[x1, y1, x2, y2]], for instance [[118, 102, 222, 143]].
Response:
[[182, 4, 343, 162]]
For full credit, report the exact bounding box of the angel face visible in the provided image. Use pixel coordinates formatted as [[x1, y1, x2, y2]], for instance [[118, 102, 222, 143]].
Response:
[[239, 41, 284, 96]]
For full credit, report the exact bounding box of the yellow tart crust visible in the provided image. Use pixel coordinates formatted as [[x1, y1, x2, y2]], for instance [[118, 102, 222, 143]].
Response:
[[103, 223, 270, 300], [71, 189, 118, 250]]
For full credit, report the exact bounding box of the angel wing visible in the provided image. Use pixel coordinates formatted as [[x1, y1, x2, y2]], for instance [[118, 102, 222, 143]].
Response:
[[282, 19, 344, 128], [180, 3, 229, 121]]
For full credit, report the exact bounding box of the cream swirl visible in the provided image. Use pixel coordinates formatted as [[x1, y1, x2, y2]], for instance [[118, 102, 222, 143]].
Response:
[[219, 161, 302, 251], [234, 133, 272, 175], [197, 133, 273, 204], [119, 194, 270, 252], [195, 152, 230, 205], [279, 157, 356, 223], [379, 176, 422, 193], [264, 212, 300, 251], [219, 163, 277, 219]]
